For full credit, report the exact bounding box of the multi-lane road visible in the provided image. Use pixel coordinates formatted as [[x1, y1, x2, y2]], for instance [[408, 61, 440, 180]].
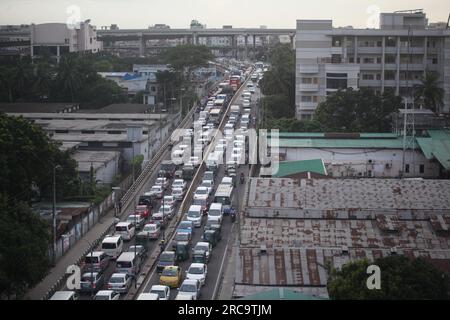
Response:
[[66, 69, 261, 300]]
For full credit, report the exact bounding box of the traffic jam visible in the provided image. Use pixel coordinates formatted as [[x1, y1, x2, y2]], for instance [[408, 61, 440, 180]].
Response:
[[51, 62, 267, 300]]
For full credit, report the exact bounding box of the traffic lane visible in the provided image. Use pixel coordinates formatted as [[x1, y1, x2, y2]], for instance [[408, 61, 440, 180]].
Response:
[[141, 164, 227, 298]]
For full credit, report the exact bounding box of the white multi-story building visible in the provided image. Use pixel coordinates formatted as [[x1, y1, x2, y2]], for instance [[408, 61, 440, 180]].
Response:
[[295, 10, 450, 119], [30, 22, 102, 61]]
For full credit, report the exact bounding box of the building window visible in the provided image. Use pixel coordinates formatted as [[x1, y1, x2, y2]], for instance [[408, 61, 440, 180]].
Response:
[[331, 54, 342, 63], [362, 74, 374, 80], [326, 73, 348, 89], [385, 54, 396, 64], [386, 37, 396, 47], [419, 164, 424, 174], [376, 74, 381, 80], [349, 57, 354, 63], [376, 57, 382, 64], [405, 164, 410, 173], [384, 70, 396, 80], [301, 96, 312, 102], [432, 58, 438, 64], [377, 41, 382, 47], [363, 57, 375, 64], [301, 78, 312, 84]]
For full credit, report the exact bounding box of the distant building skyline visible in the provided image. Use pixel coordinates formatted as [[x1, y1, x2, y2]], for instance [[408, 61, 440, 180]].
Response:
[[0, 0, 448, 29]]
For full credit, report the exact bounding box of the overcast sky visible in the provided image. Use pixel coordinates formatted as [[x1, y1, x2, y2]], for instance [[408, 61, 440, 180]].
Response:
[[1, 0, 448, 29]]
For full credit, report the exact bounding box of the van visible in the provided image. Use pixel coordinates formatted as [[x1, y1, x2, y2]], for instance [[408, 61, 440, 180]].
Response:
[[208, 203, 223, 224], [50, 291, 79, 300], [115, 252, 142, 277], [115, 222, 135, 241], [83, 251, 110, 273], [101, 235, 124, 259]]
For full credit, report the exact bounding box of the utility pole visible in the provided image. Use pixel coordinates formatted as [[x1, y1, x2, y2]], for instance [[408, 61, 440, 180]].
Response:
[[52, 165, 61, 265]]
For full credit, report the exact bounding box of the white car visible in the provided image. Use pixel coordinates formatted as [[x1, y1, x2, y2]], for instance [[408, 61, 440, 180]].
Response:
[[194, 186, 209, 199], [194, 242, 212, 261], [155, 177, 170, 189], [200, 180, 214, 195], [93, 290, 120, 300], [107, 273, 132, 294], [221, 176, 234, 186], [142, 223, 160, 240], [172, 188, 186, 201], [187, 205, 202, 227], [175, 293, 195, 300], [178, 279, 201, 300], [147, 185, 163, 198], [242, 100, 250, 108], [172, 179, 186, 190], [186, 263, 208, 286], [137, 293, 159, 300], [159, 204, 175, 219], [150, 285, 170, 300], [162, 195, 175, 207]]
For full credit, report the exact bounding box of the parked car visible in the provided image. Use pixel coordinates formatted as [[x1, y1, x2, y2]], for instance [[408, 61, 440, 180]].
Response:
[[157, 251, 176, 273], [186, 263, 208, 286], [142, 223, 161, 240], [93, 290, 120, 300], [178, 279, 201, 300], [79, 272, 104, 294], [150, 285, 170, 300], [126, 214, 145, 230], [159, 266, 182, 288], [82, 251, 110, 273], [107, 273, 132, 294]]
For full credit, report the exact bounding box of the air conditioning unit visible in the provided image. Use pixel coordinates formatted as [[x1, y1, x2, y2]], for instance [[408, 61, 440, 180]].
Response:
[[385, 163, 392, 169], [341, 245, 349, 255], [390, 247, 397, 255]]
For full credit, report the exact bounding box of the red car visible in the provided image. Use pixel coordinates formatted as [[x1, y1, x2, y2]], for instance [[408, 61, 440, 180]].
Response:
[[135, 205, 151, 219]]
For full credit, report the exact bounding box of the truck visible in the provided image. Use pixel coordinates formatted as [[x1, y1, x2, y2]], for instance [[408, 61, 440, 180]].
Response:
[[229, 75, 241, 91]]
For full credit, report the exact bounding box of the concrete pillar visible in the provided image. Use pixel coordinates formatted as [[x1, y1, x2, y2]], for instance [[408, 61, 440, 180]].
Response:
[[423, 36, 428, 77], [343, 36, 347, 61], [139, 36, 145, 56], [354, 36, 358, 63], [56, 45, 61, 64], [193, 33, 198, 45], [244, 35, 249, 61], [289, 34, 295, 50], [381, 36, 385, 93], [396, 36, 400, 96]]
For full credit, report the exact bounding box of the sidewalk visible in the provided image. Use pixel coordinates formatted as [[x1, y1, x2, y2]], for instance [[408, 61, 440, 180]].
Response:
[[25, 209, 116, 300]]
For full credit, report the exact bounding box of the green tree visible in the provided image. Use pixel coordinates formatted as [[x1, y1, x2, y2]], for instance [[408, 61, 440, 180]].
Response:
[[259, 44, 296, 120], [0, 195, 51, 299], [327, 255, 450, 300], [0, 113, 79, 202], [314, 88, 401, 132], [163, 44, 214, 80], [264, 117, 322, 132], [54, 55, 82, 102], [414, 71, 445, 113]]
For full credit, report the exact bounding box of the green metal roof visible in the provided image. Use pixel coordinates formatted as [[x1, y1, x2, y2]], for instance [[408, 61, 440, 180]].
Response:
[[416, 130, 450, 170], [240, 288, 329, 300], [274, 132, 399, 139], [274, 159, 326, 177], [273, 137, 410, 149]]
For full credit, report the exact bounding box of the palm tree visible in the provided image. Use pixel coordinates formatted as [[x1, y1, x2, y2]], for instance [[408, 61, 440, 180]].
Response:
[[414, 71, 444, 113], [56, 55, 82, 102]]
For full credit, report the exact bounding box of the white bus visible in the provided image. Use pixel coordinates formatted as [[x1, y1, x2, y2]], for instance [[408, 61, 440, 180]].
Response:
[[209, 108, 221, 125], [213, 184, 234, 214]]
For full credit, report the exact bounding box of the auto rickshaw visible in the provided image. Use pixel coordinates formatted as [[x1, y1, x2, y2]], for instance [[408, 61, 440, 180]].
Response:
[[175, 242, 190, 262], [182, 164, 195, 181], [202, 229, 219, 248], [192, 250, 207, 264], [205, 224, 222, 242]]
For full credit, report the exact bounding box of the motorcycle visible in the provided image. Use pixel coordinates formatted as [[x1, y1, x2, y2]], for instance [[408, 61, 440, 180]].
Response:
[[240, 174, 245, 185], [230, 209, 237, 223]]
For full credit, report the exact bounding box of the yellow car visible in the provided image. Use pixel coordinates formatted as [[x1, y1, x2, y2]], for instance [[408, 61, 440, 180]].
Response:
[[159, 266, 182, 288]]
